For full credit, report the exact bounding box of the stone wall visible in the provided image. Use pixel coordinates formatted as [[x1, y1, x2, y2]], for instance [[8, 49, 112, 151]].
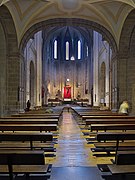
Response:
[[0, 6, 19, 116], [118, 9, 135, 113]]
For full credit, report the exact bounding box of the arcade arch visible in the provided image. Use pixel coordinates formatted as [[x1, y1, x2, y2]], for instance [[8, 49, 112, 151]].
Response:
[[118, 9, 135, 113], [19, 18, 117, 109], [0, 5, 19, 116]]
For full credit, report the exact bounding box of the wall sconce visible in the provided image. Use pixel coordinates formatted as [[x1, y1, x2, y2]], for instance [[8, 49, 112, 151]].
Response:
[[114, 87, 117, 91], [77, 83, 82, 88], [18, 86, 24, 92], [71, 56, 75, 61]]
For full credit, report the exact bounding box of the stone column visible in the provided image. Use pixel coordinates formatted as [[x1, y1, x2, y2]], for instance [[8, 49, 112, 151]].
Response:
[[93, 31, 99, 106]]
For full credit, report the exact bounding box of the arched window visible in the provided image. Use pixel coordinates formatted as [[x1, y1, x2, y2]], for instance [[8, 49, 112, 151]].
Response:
[[54, 40, 57, 59], [86, 46, 88, 57], [66, 41, 69, 60], [78, 40, 81, 59]]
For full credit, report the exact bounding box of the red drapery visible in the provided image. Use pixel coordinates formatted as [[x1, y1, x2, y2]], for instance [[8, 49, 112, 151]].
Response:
[[64, 86, 71, 98]]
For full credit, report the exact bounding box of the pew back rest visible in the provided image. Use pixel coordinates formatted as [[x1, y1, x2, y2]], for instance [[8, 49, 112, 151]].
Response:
[[0, 150, 45, 165], [116, 151, 135, 165]]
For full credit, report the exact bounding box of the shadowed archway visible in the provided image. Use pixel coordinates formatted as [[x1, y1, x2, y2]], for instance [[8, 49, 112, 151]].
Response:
[[0, 5, 19, 116], [118, 9, 135, 113]]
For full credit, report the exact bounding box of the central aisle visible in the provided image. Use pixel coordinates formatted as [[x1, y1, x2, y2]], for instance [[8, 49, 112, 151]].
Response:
[[50, 108, 103, 180], [53, 109, 95, 167]]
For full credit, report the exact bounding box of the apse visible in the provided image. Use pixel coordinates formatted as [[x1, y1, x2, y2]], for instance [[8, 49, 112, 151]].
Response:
[[42, 26, 93, 105]]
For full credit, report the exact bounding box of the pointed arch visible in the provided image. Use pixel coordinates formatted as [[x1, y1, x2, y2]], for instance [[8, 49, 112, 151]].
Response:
[[0, 5, 19, 115], [20, 18, 117, 55], [118, 9, 135, 112]]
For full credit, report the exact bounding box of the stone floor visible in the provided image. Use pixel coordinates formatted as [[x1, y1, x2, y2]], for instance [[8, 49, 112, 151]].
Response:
[[50, 167, 103, 180], [47, 108, 113, 180]]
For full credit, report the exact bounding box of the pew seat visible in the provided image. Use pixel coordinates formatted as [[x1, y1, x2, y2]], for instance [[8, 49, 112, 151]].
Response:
[[97, 152, 135, 179], [91, 124, 135, 132], [0, 150, 51, 180], [100, 164, 135, 180]]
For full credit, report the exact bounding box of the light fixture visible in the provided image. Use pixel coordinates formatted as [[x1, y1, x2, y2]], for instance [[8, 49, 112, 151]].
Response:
[[71, 56, 75, 60]]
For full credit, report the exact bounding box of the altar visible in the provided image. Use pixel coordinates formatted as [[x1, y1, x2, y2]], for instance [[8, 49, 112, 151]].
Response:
[[64, 86, 71, 102]]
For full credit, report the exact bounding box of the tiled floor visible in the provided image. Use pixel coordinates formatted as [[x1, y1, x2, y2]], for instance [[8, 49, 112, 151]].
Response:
[[49, 108, 112, 180]]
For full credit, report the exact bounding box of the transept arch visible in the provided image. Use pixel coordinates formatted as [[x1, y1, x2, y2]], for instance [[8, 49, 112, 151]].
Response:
[[19, 18, 117, 55], [19, 18, 117, 108]]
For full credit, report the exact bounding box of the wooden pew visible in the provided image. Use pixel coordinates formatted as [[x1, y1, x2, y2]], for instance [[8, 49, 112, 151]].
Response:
[[82, 115, 135, 120], [5, 116, 59, 119], [72, 108, 118, 115], [71, 107, 99, 112], [84, 120, 135, 142], [0, 150, 45, 165], [0, 132, 53, 150], [79, 112, 121, 116], [14, 112, 60, 115], [95, 132, 135, 161], [47, 99, 61, 106], [2, 165, 50, 180], [90, 124, 135, 132], [85, 121, 135, 138], [0, 150, 51, 180], [78, 113, 116, 120], [100, 164, 135, 180], [96, 132, 135, 141], [0, 118, 59, 125], [116, 151, 135, 165], [106, 164, 135, 180], [86, 119, 135, 125], [24, 110, 62, 115], [96, 137, 135, 179], [94, 142, 135, 149], [0, 124, 57, 132], [11, 114, 60, 119], [0, 142, 55, 153]]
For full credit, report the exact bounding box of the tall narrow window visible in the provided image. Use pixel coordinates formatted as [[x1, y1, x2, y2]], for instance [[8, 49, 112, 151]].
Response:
[[78, 40, 81, 59], [54, 40, 57, 59], [86, 46, 88, 57], [66, 41, 69, 60]]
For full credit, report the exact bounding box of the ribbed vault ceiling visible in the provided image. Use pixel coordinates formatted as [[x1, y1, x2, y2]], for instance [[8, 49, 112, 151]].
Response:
[[0, 0, 135, 47]]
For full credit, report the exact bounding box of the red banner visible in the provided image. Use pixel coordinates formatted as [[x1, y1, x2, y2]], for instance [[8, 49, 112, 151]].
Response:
[[64, 86, 71, 98]]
